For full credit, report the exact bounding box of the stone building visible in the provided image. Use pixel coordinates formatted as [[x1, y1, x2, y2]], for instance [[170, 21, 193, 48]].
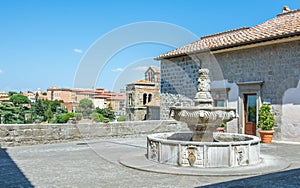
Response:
[[145, 96, 160, 120], [145, 66, 160, 85], [157, 7, 300, 142], [125, 80, 160, 121], [0, 92, 9, 103], [106, 91, 125, 117], [125, 67, 160, 121]]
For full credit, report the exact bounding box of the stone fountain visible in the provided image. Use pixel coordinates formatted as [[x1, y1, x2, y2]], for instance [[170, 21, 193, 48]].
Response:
[[147, 68, 261, 168], [170, 68, 236, 142]]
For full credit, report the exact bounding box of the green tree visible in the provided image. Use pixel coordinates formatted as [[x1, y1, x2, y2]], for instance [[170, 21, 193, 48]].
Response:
[[44, 106, 54, 122], [31, 99, 46, 122], [30, 99, 64, 123], [95, 105, 115, 121], [43, 100, 63, 113], [0, 102, 15, 123], [76, 98, 94, 118], [0, 102, 26, 124], [106, 104, 115, 120], [10, 94, 30, 106], [52, 113, 74, 123], [117, 115, 126, 121], [90, 112, 104, 122], [8, 91, 18, 97], [74, 113, 83, 121], [56, 106, 68, 114]]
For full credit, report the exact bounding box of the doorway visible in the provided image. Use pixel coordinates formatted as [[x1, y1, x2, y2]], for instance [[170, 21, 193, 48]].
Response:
[[244, 94, 257, 135]]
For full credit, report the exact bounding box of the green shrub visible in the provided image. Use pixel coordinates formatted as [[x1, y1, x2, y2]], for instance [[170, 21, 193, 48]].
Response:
[[90, 112, 104, 122], [258, 104, 275, 130], [220, 121, 227, 127], [74, 113, 83, 121], [117, 115, 126, 121], [52, 113, 74, 123]]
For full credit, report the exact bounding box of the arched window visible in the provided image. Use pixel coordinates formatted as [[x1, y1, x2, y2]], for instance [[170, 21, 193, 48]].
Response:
[[148, 94, 152, 103], [129, 94, 133, 106], [143, 93, 147, 105]]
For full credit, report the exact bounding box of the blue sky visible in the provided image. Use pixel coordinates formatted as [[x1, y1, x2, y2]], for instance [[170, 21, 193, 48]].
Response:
[[0, 0, 298, 92]]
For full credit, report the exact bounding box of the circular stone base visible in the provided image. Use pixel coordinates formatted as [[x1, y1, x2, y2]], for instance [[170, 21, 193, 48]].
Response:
[[147, 132, 261, 168], [119, 153, 290, 176]]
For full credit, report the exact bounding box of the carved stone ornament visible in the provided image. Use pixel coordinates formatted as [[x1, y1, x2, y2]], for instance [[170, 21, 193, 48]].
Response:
[[150, 141, 158, 160], [234, 146, 248, 165]]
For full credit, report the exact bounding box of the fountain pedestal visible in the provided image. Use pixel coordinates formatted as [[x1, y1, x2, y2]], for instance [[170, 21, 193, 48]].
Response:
[[189, 124, 216, 142]]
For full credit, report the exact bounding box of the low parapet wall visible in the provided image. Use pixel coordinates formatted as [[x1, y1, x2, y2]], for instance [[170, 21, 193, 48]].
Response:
[[0, 120, 188, 147]]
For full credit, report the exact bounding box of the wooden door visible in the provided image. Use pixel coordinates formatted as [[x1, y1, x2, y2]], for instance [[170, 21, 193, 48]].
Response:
[[244, 94, 257, 135]]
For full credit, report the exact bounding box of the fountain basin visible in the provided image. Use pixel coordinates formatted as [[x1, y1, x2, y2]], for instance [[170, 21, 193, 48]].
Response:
[[170, 106, 236, 125], [170, 106, 237, 142], [147, 132, 261, 168]]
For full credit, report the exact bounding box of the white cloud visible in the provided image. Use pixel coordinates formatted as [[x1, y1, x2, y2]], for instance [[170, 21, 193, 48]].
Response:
[[132, 66, 149, 71], [73, 48, 83, 54], [112, 68, 124, 72], [0, 69, 3, 74]]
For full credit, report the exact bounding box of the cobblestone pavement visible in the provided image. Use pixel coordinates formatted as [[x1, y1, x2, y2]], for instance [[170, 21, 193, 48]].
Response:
[[1, 136, 300, 188]]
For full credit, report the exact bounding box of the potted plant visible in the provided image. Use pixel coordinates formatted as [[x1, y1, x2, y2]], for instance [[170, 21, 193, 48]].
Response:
[[257, 104, 275, 143]]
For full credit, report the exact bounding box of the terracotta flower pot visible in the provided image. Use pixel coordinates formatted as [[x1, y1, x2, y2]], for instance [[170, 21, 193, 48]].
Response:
[[216, 127, 225, 133], [259, 130, 275, 143]]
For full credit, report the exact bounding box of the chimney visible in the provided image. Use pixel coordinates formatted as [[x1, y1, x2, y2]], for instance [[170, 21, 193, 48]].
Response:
[[282, 5, 291, 13]]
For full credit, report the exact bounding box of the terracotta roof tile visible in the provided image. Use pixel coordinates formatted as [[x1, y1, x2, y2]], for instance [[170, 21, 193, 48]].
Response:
[[127, 80, 156, 86], [157, 8, 300, 59]]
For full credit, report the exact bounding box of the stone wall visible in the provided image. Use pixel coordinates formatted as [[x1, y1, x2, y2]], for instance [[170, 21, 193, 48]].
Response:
[[216, 40, 300, 141], [215, 40, 300, 105], [0, 120, 188, 147], [160, 57, 199, 120]]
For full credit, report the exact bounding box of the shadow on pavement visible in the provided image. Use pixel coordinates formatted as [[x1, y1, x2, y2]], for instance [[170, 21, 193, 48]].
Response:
[[0, 147, 33, 187], [198, 168, 300, 188]]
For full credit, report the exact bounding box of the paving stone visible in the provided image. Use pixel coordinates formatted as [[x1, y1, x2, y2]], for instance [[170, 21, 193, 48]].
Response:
[[0, 136, 300, 187]]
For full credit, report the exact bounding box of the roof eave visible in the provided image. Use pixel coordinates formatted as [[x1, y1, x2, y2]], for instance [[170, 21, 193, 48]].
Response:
[[156, 32, 300, 60]]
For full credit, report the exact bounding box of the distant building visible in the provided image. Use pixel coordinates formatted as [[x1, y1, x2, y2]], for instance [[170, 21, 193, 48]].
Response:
[[106, 91, 126, 117], [47, 87, 73, 102], [47, 87, 125, 114], [23, 88, 47, 103], [0, 92, 9, 103], [92, 88, 125, 117], [22, 92, 36, 103], [92, 89, 107, 109], [125, 66, 160, 121], [145, 66, 160, 86], [47, 87, 75, 111]]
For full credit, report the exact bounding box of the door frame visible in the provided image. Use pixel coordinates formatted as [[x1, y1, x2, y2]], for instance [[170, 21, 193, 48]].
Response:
[[237, 81, 263, 135], [244, 93, 257, 135]]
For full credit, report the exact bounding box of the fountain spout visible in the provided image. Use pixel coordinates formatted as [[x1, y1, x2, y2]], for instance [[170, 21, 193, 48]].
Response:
[[194, 69, 213, 107]]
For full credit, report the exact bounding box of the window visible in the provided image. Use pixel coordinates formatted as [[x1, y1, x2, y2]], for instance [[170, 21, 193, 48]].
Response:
[[148, 94, 152, 103], [214, 100, 225, 107], [129, 94, 133, 106], [143, 93, 147, 105], [246, 95, 257, 123]]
